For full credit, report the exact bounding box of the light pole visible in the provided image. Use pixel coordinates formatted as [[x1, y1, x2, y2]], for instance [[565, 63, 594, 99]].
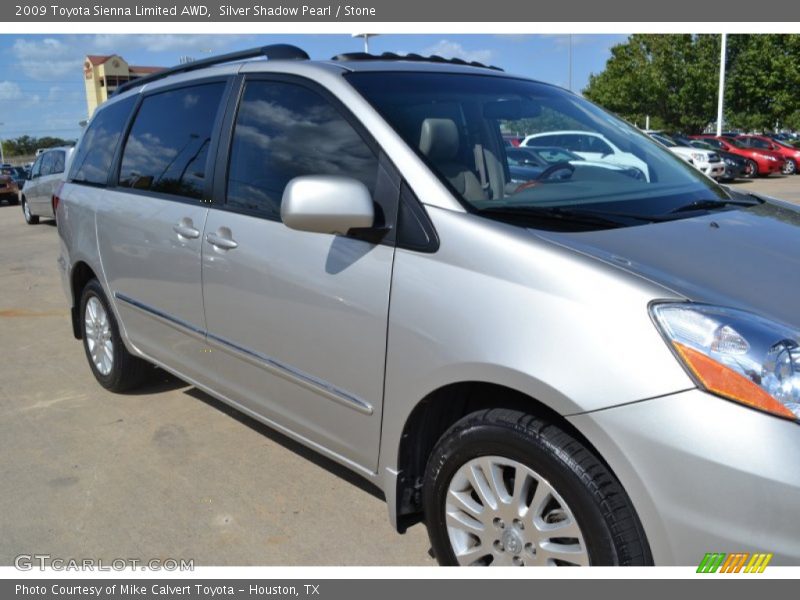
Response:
[[568, 34, 573, 92], [0, 122, 5, 164], [352, 33, 378, 53], [716, 33, 727, 136]]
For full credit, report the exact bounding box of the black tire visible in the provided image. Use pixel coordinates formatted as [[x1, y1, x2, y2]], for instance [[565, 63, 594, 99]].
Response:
[[79, 279, 150, 392], [423, 408, 652, 566], [8, 194, 19, 205], [783, 159, 797, 175], [744, 159, 758, 178], [21, 197, 39, 225]]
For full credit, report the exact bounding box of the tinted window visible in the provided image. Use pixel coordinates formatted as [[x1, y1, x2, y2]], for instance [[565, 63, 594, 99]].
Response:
[[349, 72, 729, 232], [119, 83, 225, 200], [51, 151, 66, 175], [40, 152, 55, 176], [70, 96, 136, 186], [747, 138, 771, 149], [226, 80, 378, 219]]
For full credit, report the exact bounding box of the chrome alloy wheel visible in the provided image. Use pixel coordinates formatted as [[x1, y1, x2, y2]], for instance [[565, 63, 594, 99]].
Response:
[[445, 456, 589, 566], [84, 296, 113, 376], [23, 199, 31, 220]]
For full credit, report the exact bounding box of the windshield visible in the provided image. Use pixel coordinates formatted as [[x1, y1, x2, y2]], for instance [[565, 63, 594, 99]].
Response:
[[347, 72, 733, 231]]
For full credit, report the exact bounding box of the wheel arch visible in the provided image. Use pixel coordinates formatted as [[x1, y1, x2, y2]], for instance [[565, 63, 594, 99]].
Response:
[[390, 381, 619, 533], [69, 261, 98, 339]]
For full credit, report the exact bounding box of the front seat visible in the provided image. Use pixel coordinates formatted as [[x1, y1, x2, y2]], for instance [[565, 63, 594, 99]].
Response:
[[419, 118, 487, 202]]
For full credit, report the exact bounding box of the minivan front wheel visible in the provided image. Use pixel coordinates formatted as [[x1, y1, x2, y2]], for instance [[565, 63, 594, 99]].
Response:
[[22, 197, 39, 225], [80, 279, 150, 392], [423, 409, 651, 566]]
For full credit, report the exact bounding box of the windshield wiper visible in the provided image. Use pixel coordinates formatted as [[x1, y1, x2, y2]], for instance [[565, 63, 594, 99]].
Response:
[[667, 197, 761, 214], [479, 205, 662, 228]]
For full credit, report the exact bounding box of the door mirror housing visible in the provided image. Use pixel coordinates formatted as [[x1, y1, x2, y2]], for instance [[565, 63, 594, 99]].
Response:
[[281, 175, 374, 236]]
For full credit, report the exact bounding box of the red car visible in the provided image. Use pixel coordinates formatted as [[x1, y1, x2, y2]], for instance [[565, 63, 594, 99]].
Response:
[[737, 135, 800, 175], [691, 135, 785, 177]]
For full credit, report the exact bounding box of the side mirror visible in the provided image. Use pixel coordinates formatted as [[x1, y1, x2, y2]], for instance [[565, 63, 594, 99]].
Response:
[[281, 175, 374, 236]]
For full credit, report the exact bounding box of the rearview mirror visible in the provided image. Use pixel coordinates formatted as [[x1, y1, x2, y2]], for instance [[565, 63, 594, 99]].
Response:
[[281, 175, 374, 236]]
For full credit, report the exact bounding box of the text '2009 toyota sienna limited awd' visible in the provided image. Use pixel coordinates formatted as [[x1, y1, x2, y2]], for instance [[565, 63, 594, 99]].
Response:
[[57, 45, 800, 566]]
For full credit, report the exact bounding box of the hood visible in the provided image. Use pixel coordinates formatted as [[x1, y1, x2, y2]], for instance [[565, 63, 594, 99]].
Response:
[[534, 201, 800, 329]]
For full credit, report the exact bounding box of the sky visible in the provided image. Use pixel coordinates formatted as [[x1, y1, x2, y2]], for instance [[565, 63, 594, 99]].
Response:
[[0, 33, 628, 141]]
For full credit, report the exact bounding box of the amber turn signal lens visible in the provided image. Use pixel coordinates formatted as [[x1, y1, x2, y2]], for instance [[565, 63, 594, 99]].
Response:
[[674, 342, 796, 420]]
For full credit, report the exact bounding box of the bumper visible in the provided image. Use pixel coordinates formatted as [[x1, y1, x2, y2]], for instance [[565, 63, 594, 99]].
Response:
[[697, 161, 725, 178], [569, 389, 800, 565], [759, 160, 783, 174]]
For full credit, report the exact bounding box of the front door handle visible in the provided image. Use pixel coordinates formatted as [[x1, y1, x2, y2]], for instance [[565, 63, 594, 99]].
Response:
[[173, 220, 200, 239], [206, 231, 238, 250]]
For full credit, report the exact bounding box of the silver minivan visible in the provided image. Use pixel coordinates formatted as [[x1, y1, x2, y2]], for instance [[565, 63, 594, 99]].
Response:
[[57, 45, 800, 567], [21, 145, 73, 224]]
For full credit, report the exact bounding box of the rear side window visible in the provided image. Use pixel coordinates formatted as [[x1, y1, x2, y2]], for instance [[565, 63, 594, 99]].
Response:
[[51, 151, 66, 175], [226, 80, 378, 219], [70, 96, 136, 186], [40, 152, 55, 176], [118, 83, 226, 200]]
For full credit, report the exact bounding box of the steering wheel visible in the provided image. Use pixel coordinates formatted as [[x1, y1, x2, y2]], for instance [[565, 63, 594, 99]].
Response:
[[537, 161, 576, 181], [513, 161, 576, 194]]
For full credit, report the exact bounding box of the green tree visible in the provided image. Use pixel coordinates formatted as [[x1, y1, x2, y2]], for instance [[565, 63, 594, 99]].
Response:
[[584, 34, 800, 134], [584, 34, 719, 133]]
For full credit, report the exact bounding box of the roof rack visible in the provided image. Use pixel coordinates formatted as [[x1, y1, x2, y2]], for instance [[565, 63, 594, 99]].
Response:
[[331, 52, 504, 72], [113, 44, 309, 97]]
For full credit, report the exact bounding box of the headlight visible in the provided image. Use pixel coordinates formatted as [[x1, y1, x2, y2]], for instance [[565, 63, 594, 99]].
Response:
[[759, 153, 778, 161], [724, 158, 735, 166], [651, 303, 799, 420], [690, 152, 707, 162]]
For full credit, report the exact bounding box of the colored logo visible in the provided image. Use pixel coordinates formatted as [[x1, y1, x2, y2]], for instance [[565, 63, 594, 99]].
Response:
[[697, 552, 773, 573]]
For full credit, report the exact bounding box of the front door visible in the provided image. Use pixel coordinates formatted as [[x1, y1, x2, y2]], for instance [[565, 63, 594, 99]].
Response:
[[201, 77, 398, 471]]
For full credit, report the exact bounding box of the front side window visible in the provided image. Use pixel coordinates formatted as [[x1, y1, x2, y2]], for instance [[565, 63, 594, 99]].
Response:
[[348, 72, 736, 232], [30, 155, 43, 178], [118, 82, 226, 200], [226, 80, 378, 219], [70, 96, 136, 186]]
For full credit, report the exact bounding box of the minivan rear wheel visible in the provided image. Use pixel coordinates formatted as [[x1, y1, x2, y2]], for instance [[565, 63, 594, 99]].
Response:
[[80, 279, 150, 392], [423, 408, 652, 566]]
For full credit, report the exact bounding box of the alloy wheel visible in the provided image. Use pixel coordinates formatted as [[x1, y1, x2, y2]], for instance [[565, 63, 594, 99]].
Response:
[[444, 455, 589, 566], [84, 296, 114, 376]]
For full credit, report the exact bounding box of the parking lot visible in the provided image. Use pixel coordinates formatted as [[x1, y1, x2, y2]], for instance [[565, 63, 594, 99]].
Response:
[[0, 174, 796, 567], [0, 199, 434, 566]]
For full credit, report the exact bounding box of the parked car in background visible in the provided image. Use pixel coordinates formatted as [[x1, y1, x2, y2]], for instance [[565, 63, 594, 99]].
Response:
[[521, 130, 650, 178], [20, 146, 73, 224], [647, 132, 725, 180], [1, 165, 27, 189], [502, 135, 523, 147], [510, 146, 647, 181], [0, 169, 20, 205], [675, 136, 746, 181], [692, 135, 784, 178], [737, 135, 800, 175]]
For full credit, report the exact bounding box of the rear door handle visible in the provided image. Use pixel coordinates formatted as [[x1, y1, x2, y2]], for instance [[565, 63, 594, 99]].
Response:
[[173, 221, 200, 239], [206, 231, 238, 250]]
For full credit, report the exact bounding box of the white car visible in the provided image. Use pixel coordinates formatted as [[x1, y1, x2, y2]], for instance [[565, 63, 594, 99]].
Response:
[[20, 146, 74, 224], [521, 130, 650, 179], [647, 132, 725, 180]]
